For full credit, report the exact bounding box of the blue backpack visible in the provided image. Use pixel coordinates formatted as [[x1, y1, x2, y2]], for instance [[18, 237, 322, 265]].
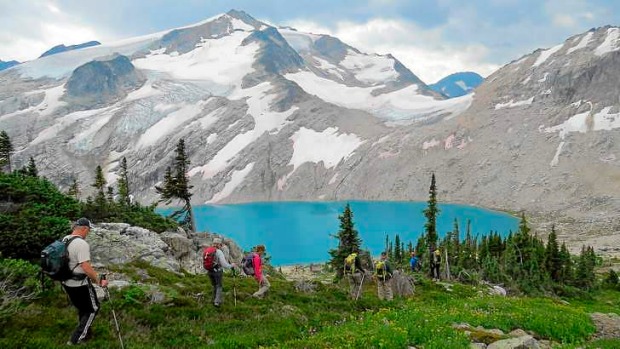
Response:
[[241, 253, 255, 276], [40, 236, 82, 281]]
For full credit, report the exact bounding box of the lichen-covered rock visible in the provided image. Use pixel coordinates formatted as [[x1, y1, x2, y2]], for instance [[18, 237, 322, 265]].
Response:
[[486, 335, 540, 349]]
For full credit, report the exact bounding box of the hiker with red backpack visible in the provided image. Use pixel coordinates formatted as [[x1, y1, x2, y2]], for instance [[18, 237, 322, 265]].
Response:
[[203, 237, 236, 307]]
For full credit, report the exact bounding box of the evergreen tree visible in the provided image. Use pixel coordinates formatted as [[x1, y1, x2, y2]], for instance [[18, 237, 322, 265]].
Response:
[[155, 139, 195, 232], [67, 177, 80, 200], [575, 245, 596, 290], [0, 130, 14, 173], [394, 234, 401, 264], [106, 186, 115, 203], [559, 242, 574, 284], [401, 241, 405, 265], [117, 157, 131, 206], [423, 173, 439, 276], [545, 225, 562, 282], [328, 203, 363, 279], [26, 157, 38, 177], [451, 218, 461, 268], [92, 165, 107, 208], [603, 269, 619, 290]]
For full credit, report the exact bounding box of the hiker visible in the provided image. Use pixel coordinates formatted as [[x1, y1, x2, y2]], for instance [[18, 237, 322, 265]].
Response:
[[251, 245, 270, 298], [62, 218, 108, 345], [204, 237, 236, 307], [409, 251, 420, 272], [343, 250, 366, 299], [431, 248, 441, 281], [375, 252, 393, 301]]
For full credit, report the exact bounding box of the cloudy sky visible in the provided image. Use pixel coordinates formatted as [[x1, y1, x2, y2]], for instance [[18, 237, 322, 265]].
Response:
[[1, 0, 619, 83]]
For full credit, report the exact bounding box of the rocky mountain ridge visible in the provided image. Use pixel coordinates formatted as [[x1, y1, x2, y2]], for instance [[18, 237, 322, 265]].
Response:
[[0, 11, 618, 255]]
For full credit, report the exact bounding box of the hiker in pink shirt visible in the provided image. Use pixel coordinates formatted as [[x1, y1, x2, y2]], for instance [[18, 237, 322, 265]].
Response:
[[252, 245, 270, 298]]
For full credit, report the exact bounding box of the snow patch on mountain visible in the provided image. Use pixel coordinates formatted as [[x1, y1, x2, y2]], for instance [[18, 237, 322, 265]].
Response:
[[595, 27, 620, 56], [188, 83, 298, 179], [289, 127, 363, 171], [278, 28, 321, 51], [207, 162, 255, 203], [544, 106, 620, 139], [340, 50, 398, 84], [30, 108, 105, 145], [133, 31, 259, 91], [285, 71, 472, 120], [533, 43, 564, 67], [550, 141, 565, 166], [137, 99, 211, 149], [567, 32, 593, 54], [495, 97, 534, 110]]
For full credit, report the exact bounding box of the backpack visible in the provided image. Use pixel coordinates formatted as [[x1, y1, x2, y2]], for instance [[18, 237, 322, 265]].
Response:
[[40, 236, 82, 281], [203, 246, 219, 271], [241, 253, 255, 276], [344, 253, 357, 274], [375, 260, 386, 276]]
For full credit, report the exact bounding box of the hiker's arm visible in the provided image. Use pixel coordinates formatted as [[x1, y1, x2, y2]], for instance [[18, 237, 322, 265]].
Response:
[[80, 261, 107, 287], [216, 250, 233, 269]]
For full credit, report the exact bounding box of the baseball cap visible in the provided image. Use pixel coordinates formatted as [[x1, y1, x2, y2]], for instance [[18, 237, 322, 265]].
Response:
[[75, 217, 93, 228]]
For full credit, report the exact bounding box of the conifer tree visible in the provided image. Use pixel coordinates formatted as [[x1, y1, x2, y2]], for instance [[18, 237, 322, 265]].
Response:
[[106, 186, 115, 203], [0, 130, 14, 173], [575, 245, 596, 290], [545, 225, 562, 282], [423, 173, 439, 276], [155, 139, 195, 232], [328, 203, 362, 278], [26, 157, 38, 177], [117, 157, 130, 206], [67, 177, 80, 200], [92, 165, 107, 207], [559, 242, 574, 284], [394, 234, 401, 263]]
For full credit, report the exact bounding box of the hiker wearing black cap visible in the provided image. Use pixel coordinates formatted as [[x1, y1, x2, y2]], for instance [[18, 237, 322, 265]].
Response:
[[203, 237, 236, 307], [62, 218, 108, 345]]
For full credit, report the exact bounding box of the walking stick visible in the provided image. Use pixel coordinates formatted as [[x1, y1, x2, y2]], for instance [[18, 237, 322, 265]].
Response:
[[101, 275, 125, 349], [355, 273, 365, 301], [232, 268, 237, 307]]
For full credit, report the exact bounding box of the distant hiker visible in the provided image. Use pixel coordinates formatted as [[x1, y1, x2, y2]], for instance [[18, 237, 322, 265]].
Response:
[[409, 251, 420, 272], [375, 252, 393, 301], [343, 250, 366, 299], [62, 218, 108, 345], [251, 245, 270, 298], [203, 237, 236, 307], [431, 248, 442, 281]]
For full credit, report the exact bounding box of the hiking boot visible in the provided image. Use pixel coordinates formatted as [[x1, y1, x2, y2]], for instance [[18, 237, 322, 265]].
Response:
[[213, 302, 221, 308]]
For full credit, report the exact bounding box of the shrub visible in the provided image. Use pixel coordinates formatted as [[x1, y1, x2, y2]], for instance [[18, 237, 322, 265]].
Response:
[[0, 258, 42, 323]]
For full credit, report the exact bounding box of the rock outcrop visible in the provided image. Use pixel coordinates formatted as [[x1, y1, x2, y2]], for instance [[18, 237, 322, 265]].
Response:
[[88, 223, 243, 274]]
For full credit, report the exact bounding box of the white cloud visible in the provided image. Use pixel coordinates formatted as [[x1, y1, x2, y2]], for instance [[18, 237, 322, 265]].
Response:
[[285, 17, 499, 83], [553, 14, 576, 28], [0, 1, 110, 62]]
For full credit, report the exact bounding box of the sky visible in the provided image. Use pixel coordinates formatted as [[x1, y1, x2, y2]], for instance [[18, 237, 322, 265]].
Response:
[[1, 0, 619, 83]]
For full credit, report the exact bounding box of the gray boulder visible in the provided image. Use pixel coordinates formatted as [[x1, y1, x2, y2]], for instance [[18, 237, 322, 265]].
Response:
[[487, 335, 540, 349]]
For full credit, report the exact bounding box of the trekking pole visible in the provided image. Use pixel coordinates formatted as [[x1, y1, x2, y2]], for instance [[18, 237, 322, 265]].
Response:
[[232, 268, 237, 307], [355, 273, 365, 301], [101, 274, 125, 349]]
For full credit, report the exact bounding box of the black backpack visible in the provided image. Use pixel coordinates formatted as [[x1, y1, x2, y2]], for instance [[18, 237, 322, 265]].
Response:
[[241, 253, 255, 276], [41, 236, 82, 281]]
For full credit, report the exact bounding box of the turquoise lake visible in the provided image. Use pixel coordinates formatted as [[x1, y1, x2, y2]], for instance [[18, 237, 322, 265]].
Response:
[[172, 201, 519, 266]]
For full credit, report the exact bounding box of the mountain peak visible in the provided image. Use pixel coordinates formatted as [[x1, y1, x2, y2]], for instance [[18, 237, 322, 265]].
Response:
[[39, 41, 101, 58]]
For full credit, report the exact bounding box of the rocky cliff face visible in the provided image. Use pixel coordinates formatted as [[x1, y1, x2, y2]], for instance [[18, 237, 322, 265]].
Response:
[[0, 12, 618, 255], [89, 223, 244, 274]]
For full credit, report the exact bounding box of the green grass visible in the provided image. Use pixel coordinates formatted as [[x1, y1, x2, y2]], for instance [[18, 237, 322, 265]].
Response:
[[1, 264, 618, 349]]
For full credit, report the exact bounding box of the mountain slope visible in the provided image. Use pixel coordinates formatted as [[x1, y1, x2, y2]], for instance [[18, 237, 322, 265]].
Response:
[[0, 60, 19, 71], [0, 13, 619, 253], [430, 72, 483, 98]]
